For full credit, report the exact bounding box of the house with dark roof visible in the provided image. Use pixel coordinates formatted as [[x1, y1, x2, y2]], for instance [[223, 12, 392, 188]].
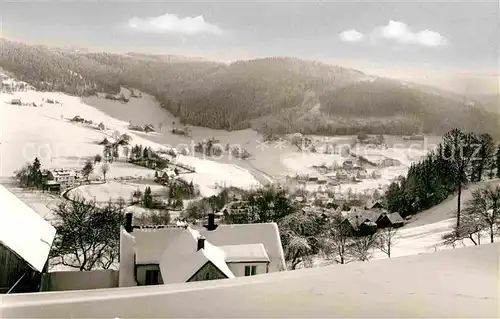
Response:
[[376, 212, 405, 228], [370, 201, 385, 210], [0, 185, 56, 293], [119, 213, 285, 286], [341, 207, 383, 236]]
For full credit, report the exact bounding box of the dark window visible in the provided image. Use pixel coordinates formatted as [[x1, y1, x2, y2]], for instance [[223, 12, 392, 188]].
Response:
[[205, 272, 210, 280], [245, 265, 258, 276], [145, 269, 160, 285]]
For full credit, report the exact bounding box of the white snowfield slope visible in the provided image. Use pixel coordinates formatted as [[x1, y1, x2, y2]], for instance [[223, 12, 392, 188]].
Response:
[[2, 244, 499, 318], [0, 89, 259, 196], [0, 184, 56, 272]]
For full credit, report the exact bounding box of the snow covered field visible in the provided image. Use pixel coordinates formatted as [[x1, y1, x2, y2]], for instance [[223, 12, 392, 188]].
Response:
[[2, 243, 498, 318], [0, 84, 260, 198], [67, 181, 164, 203], [281, 152, 343, 175]]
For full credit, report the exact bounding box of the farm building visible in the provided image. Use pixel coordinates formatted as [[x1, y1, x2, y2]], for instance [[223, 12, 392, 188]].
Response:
[[376, 212, 405, 228], [10, 98, 22, 105], [0, 185, 56, 293]]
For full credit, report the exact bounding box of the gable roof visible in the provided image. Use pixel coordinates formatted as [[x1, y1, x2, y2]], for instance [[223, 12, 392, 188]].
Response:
[[159, 228, 234, 284], [196, 223, 286, 272], [387, 212, 404, 224], [129, 222, 285, 272], [219, 244, 270, 263], [0, 185, 56, 272], [347, 208, 383, 223]]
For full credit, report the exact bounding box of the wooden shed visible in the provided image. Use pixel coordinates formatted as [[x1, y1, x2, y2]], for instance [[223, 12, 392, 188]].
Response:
[[0, 185, 56, 293]]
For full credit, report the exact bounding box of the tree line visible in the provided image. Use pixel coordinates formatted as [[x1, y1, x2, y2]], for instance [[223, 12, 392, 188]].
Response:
[[180, 185, 399, 269], [2, 39, 498, 138], [385, 128, 500, 232]]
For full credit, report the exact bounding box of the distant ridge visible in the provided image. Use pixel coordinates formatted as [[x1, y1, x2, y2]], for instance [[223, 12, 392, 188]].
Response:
[[1, 38, 499, 138]]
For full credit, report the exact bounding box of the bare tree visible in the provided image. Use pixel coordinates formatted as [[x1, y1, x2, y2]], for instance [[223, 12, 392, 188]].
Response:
[[464, 185, 500, 243], [349, 234, 378, 262], [376, 227, 398, 258], [135, 209, 171, 226], [443, 205, 484, 246], [325, 214, 352, 264], [279, 210, 328, 269], [50, 197, 124, 271], [101, 163, 110, 181]]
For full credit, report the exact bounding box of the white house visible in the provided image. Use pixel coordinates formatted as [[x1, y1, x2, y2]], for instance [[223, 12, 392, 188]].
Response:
[[46, 169, 77, 188], [119, 213, 286, 286]]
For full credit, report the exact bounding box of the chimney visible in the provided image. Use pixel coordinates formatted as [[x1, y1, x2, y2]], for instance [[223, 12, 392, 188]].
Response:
[[197, 237, 205, 251], [125, 213, 133, 233], [204, 213, 218, 231]]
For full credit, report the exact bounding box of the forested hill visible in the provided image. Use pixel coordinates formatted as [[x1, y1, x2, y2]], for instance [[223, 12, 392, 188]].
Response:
[[1, 38, 499, 137]]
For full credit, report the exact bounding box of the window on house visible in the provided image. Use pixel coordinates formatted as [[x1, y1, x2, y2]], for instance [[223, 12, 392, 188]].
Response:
[[145, 269, 160, 285], [245, 265, 257, 276]]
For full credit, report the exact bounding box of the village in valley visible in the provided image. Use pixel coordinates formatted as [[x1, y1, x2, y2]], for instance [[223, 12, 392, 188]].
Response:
[[0, 5, 500, 313], [1, 70, 499, 298]]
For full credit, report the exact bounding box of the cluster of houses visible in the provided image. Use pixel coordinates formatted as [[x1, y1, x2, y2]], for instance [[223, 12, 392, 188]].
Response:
[[286, 158, 384, 192], [0, 182, 286, 293], [7, 96, 59, 107], [1, 173, 406, 295], [341, 205, 405, 236], [220, 197, 405, 238]]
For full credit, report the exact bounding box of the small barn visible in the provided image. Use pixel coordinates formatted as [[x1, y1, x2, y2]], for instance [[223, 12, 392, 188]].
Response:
[[342, 208, 383, 236], [376, 212, 405, 228], [0, 185, 56, 293], [10, 98, 22, 105]]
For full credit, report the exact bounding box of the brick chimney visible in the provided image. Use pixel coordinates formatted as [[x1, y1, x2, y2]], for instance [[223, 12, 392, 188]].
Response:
[[204, 213, 218, 231], [125, 213, 133, 233], [197, 237, 206, 251]]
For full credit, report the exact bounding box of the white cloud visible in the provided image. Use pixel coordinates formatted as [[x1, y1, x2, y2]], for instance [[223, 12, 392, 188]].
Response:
[[376, 20, 447, 47], [127, 13, 225, 36], [340, 21, 448, 47], [339, 29, 364, 42]]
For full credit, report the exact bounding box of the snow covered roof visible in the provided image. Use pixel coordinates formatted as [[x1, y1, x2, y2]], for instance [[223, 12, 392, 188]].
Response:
[[2, 244, 498, 318], [196, 223, 286, 272], [132, 227, 186, 264], [0, 185, 56, 272], [48, 169, 76, 178], [219, 244, 270, 263], [159, 228, 234, 284], [386, 212, 404, 224], [130, 223, 285, 272], [347, 207, 383, 223]]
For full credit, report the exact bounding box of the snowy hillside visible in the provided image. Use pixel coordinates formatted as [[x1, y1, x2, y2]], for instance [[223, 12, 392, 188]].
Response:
[[0, 75, 260, 197], [2, 243, 498, 318]]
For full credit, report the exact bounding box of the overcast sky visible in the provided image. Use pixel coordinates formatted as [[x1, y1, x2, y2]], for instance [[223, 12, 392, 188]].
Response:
[[1, 0, 499, 94]]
